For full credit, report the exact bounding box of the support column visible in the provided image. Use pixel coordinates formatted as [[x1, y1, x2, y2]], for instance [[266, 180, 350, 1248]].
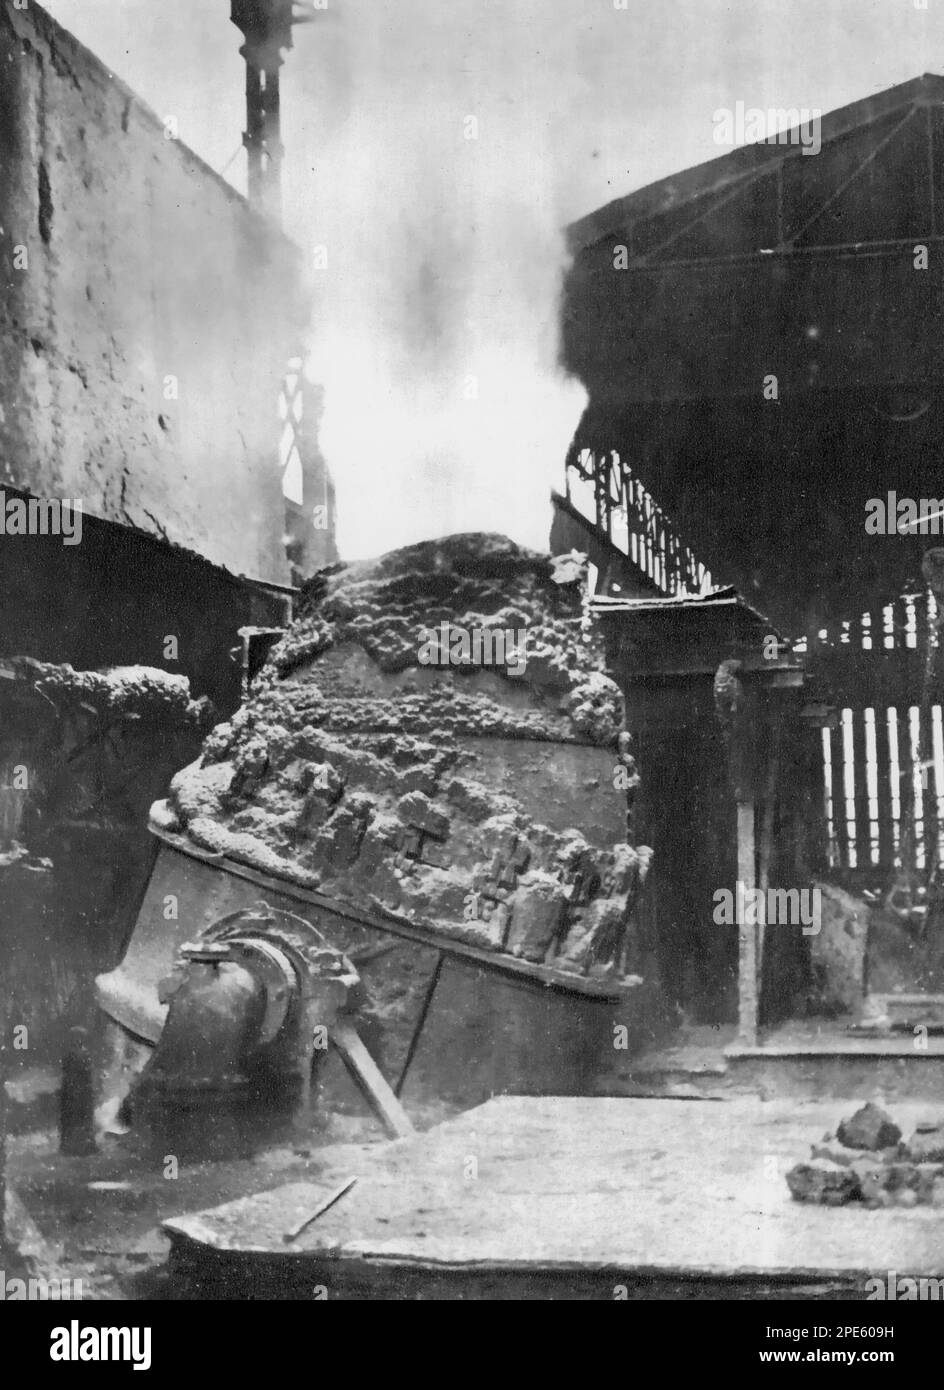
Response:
[[736, 799, 758, 1045], [715, 658, 760, 1046]]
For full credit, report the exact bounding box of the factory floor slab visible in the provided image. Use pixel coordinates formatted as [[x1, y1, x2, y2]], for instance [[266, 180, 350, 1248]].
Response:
[[2, 1109, 410, 1300], [161, 1095, 944, 1300]]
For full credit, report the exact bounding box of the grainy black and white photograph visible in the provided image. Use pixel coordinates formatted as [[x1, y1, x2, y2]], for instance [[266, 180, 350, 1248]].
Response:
[[3, 0, 944, 1346]]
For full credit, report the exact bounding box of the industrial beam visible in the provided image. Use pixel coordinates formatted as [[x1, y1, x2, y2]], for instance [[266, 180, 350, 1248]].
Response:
[[230, 1, 320, 222]]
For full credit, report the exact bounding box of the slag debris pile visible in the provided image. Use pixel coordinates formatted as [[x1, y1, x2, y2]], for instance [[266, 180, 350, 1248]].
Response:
[[160, 534, 649, 981], [10, 658, 211, 724], [787, 1102, 944, 1208]]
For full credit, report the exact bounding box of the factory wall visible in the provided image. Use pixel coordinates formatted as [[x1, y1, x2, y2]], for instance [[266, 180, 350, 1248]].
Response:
[[0, 504, 295, 1079], [0, 0, 305, 587], [0, 0, 310, 1092]]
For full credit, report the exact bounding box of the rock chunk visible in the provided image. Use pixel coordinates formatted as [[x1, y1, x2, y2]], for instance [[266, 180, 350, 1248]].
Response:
[[397, 791, 450, 840], [811, 1141, 882, 1168], [904, 1124, 944, 1164], [837, 1102, 901, 1152], [504, 877, 567, 962], [786, 1160, 859, 1205]]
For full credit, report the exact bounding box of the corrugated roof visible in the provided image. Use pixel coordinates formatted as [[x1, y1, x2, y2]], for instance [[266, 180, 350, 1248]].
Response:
[[591, 586, 774, 630], [567, 73, 944, 254]]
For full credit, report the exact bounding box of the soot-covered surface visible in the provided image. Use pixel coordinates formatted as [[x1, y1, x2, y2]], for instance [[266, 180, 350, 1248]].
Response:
[[159, 534, 650, 983]]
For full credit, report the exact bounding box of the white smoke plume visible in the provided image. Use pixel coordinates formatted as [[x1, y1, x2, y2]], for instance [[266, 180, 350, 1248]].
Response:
[[47, 0, 942, 563], [288, 0, 588, 560]]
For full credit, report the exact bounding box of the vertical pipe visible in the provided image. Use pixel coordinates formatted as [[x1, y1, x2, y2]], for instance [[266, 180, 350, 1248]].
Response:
[[737, 800, 758, 1045], [244, 63, 264, 212], [59, 1027, 96, 1158], [262, 65, 283, 223]]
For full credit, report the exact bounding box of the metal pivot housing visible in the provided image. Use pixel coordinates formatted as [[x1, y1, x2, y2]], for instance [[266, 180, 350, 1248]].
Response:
[[135, 902, 360, 1126]]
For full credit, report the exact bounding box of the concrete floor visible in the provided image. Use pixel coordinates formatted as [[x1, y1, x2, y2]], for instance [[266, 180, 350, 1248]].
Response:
[[4, 1109, 418, 1299], [162, 1095, 944, 1299], [8, 1043, 944, 1300]]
